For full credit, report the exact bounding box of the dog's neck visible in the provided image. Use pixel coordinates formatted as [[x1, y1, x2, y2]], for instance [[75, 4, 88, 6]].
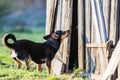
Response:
[[45, 38, 60, 53]]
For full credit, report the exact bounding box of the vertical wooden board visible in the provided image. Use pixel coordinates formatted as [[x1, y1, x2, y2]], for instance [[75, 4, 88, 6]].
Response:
[[91, 24, 101, 74], [95, 0, 108, 73], [91, 0, 108, 73], [90, 3, 101, 73], [55, 0, 62, 30], [46, 0, 55, 34], [51, 58, 63, 75], [91, 0, 102, 74], [116, 0, 120, 42], [95, 49, 101, 74], [51, 0, 63, 75], [116, 26, 119, 43], [51, 0, 73, 74], [116, 9, 119, 45], [61, 0, 69, 64], [90, 22, 96, 73], [78, 0, 85, 70], [61, 0, 73, 72], [109, 1, 119, 78], [103, 0, 111, 38], [119, 1, 120, 39], [119, 22, 120, 38], [55, 0, 64, 61], [95, 0, 107, 42], [109, 0, 118, 44], [85, 0, 91, 72], [118, 62, 120, 80], [46, 0, 64, 75], [119, 25, 120, 38]]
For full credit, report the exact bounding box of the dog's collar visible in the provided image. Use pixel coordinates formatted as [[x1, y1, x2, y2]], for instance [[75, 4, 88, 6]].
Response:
[[45, 38, 60, 53], [45, 43, 57, 53]]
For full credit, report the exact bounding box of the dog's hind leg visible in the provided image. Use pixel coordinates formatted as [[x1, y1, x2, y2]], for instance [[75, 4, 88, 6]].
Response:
[[25, 59, 30, 70], [36, 64, 42, 71], [16, 61, 21, 69], [13, 58, 21, 69]]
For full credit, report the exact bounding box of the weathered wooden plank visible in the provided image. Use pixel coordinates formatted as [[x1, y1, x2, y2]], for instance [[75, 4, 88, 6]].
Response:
[[85, 0, 91, 72], [95, 0, 107, 42], [91, 0, 108, 73], [46, 0, 55, 34], [51, 58, 63, 75], [55, 0, 63, 30], [109, 0, 119, 79], [101, 40, 120, 80], [95, 0, 108, 68], [103, 0, 111, 38], [61, 0, 73, 73], [118, 61, 120, 80], [118, 11, 120, 80], [51, 0, 63, 75], [86, 43, 106, 48], [90, 2, 98, 74], [78, 0, 85, 70], [91, 74, 101, 80], [90, 23, 97, 73], [61, 0, 69, 65], [109, 0, 118, 45], [117, 1, 120, 79], [91, 0, 101, 43], [51, 0, 73, 74], [119, 23, 120, 38]]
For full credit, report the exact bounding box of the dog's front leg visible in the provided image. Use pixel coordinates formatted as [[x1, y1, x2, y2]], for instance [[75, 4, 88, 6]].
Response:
[[46, 61, 51, 74], [36, 64, 42, 71]]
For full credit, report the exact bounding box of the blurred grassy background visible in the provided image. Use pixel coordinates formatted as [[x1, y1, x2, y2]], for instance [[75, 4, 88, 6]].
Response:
[[0, 0, 46, 32], [0, 0, 46, 64], [0, 0, 47, 79]]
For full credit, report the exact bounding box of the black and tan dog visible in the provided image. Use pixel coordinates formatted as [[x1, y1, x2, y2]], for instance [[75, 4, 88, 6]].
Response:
[[2, 30, 70, 73]]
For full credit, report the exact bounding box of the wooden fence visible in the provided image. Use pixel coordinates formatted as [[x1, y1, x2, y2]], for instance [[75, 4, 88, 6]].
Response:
[[46, 0, 120, 79]]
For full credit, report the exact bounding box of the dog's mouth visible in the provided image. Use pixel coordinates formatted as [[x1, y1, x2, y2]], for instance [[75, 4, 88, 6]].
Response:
[[60, 30, 70, 42]]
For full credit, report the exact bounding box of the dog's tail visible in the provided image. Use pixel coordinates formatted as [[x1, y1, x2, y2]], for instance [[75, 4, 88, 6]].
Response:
[[2, 33, 17, 49]]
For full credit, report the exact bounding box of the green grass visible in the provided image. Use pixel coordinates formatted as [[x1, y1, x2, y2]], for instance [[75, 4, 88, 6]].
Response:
[[0, 28, 87, 80]]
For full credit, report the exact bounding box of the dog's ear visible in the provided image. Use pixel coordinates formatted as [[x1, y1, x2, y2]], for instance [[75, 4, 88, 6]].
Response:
[[52, 33, 59, 39], [43, 34, 51, 40], [43, 33, 59, 40]]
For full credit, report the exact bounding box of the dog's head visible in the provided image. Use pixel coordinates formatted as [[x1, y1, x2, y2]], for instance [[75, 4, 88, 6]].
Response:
[[43, 30, 70, 42]]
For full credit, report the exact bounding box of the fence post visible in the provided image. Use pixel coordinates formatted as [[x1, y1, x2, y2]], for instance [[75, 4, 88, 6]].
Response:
[[78, 0, 85, 70], [46, 0, 55, 34]]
